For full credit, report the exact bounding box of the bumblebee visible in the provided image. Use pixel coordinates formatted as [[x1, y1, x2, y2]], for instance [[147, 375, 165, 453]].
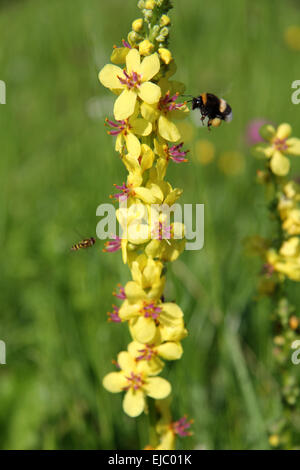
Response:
[[71, 237, 96, 251], [188, 93, 232, 128]]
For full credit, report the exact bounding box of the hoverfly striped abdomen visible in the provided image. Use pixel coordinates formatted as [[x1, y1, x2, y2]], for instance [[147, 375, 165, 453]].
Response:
[[71, 237, 96, 251]]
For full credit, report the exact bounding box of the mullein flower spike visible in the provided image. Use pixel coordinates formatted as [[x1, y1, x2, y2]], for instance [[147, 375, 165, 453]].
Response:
[[99, 0, 192, 449], [252, 122, 300, 448]]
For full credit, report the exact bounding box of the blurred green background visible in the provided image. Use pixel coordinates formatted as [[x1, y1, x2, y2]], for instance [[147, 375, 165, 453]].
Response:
[[1, 0, 300, 450]]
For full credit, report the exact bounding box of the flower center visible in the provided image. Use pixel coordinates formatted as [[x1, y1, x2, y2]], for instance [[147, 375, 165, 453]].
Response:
[[273, 137, 288, 152], [158, 91, 185, 114], [118, 69, 142, 89], [124, 372, 145, 391], [142, 301, 162, 319], [136, 344, 157, 361]]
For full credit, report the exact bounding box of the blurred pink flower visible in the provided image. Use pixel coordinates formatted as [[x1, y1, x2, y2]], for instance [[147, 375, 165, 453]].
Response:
[[246, 119, 272, 146]]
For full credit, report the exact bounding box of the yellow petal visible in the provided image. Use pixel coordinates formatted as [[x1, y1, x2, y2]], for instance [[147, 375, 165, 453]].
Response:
[[125, 132, 141, 158], [131, 117, 152, 136], [158, 115, 181, 142], [140, 144, 155, 172], [270, 151, 290, 176], [287, 138, 300, 156], [145, 377, 171, 399], [114, 88, 137, 121], [111, 47, 130, 65], [98, 64, 123, 90], [119, 300, 141, 320], [102, 372, 127, 393], [115, 133, 124, 154], [162, 303, 184, 318], [128, 221, 151, 243], [126, 48, 141, 75], [156, 341, 183, 360], [123, 388, 145, 417], [276, 123, 292, 140], [131, 316, 157, 343], [138, 82, 161, 104], [140, 52, 160, 81], [141, 102, 160, 123], [125, 281, 146, 303], [117, 351, 136, 372], [134, 187, 158, 204]]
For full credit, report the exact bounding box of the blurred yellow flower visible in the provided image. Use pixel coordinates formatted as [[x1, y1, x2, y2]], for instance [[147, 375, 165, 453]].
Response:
[[284, 25, 300, 51], [218, 150, 245, 175], [194, 139, 215, 165], [253, 123, 300, 176]]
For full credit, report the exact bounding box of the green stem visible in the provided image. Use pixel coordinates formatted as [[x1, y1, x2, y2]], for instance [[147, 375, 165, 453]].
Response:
[[148, 398, 159, 447]]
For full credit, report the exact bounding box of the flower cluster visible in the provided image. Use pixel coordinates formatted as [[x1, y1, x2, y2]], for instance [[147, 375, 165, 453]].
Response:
[[99, 0, 191, 449], [251, 122, 300, 448]]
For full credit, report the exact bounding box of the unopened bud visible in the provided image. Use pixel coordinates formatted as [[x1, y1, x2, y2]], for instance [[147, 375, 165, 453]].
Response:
[[158, 47, 173, 64], [132, 18, 143, 32], [145, 0, 156, 9], [160, 14, 170, 26], [139, 39, 154, 56]]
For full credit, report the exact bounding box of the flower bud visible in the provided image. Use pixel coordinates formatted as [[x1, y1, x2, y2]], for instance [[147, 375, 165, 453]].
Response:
[[139, 39, 154, 56], [158, 47, 173, 64], [132, 18, 143, 32], [128, 31, 140, 46], [160, 14, 170, 26], [145, 0, 156, 9]]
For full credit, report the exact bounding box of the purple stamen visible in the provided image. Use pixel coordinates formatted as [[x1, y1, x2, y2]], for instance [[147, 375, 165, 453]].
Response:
[[123, 372, 144, 391], [113, 284, 126, 300], [122, 39, 132, 49], [107, 305, 121, 323], [136, 344, 156, 361], [171, 416, 193, 437], [143, 302, 162, 320], [103, 235, 122, 253], [111, 182, 132, 201]]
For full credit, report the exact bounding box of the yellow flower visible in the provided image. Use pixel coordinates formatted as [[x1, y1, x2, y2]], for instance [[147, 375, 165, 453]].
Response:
[[103, 351, 171, 417], [254, 123, 300, 176], [128, 339, 183, 375], [119, 299, 186, 344], [122, 143, 155, 177], [218, 151, 245, 176], [126, 255, 166, 300], [141, 78, 188, 142], [194, 139, 215, 165], [99, 49, 161, 120], [106, 103, 152, 158]]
